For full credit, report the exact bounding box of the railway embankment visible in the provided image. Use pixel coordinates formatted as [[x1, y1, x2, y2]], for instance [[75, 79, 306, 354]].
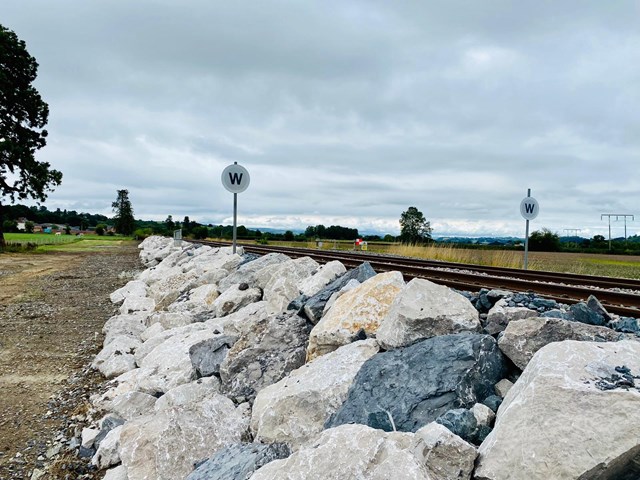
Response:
[[69, 236, 640, 479]]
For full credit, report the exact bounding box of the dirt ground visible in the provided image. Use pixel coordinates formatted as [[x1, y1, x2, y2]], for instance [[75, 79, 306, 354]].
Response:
[[0, 242, 141, 479]]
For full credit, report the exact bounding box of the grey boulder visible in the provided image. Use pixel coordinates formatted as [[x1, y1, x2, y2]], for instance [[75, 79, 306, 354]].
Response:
[[327, 333, 506, 433]]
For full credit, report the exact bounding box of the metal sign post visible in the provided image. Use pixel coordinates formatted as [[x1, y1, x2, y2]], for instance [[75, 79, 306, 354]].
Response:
[[173, 228, 182, 248], [520, 189, 539, 270], [221, 162, 250, 254]]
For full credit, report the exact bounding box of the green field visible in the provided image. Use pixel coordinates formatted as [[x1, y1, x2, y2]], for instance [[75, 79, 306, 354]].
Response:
[[3, 233, 135, 252]]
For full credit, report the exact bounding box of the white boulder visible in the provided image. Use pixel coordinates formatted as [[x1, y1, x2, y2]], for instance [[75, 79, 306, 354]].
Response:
[[251, 339, 379, 448], [306, 271, 404, 361], [376, 278, 481, 350]]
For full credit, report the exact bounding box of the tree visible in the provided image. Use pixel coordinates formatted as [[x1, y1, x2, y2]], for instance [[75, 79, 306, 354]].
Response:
[[528, 228, 561, 252], [111, 189, 135, 235], [164, 215, 176, 235], [182, 216, 191, 235], [191, 225, 209, 240], [24, 220, 34, 233], [0, 25, 62, 245], [95, 223, 106, 236], [284, 230, 295, 241], [399, 206, 432, 244]]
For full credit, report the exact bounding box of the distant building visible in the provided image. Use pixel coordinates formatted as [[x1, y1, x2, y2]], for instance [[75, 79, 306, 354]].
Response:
[[16, 217, 28, 231]]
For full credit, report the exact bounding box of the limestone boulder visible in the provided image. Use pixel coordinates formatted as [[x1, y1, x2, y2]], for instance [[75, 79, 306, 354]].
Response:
[[166, 283, 220, 314], [154, 377, 221, 412], [102, 465, 128, 480], [110, 280, 148, 305], [147, 269, 200, 304], [251, 339, 379, 448], [146, 311, 194, 330], [301, 261, 377, 324], [137, 327, 222, 392], [218, 252, 291, 292], [298, 260, 347, 297], [219, 312, 309, 403], [483, 298, 537, 335], [327, 333, 506, 433], [415, 422, 477, 480], [119, 295, 155, 315], [212, 283, 262, 318], [119, 394, 251, 480], [498, 317, 629, 370], [261, 257, 320, 313], [102, 313, 148, 346], [306, 271, 404, 360], [376, 278, 481, 349], [204, 301, 270, 337], [91, 425, 123, 470], [91, 367, 166, 413], [92, 335, 141, 379], [134, 323, 210, 365], [250, 424, 429, 480], [110, 391, 157, 421], [186, 443, 290, 480], [475, 340, 640, 480], [321, 279, 361, 316]]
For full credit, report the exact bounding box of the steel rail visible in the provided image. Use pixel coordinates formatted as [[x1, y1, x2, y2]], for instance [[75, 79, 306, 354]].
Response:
[[194, 240, 640, 317]]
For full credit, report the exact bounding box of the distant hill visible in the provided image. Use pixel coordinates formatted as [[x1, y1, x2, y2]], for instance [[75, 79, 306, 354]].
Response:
[[435, 236, 523, 245]]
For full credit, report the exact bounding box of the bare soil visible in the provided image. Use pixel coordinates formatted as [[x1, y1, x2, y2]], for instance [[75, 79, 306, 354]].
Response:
[[0, 243, 141, 479]]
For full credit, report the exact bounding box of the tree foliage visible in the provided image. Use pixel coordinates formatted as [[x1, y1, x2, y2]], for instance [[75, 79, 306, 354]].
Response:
[[399, 206, 432, 244], [528, 228, 561, 251], [0, 24, 62, 244], [111, 189, 135, 235], [304, 224, 358, 240]]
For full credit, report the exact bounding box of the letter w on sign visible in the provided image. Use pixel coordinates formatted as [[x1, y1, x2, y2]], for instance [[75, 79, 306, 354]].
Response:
[[229, 172, 243, 185]]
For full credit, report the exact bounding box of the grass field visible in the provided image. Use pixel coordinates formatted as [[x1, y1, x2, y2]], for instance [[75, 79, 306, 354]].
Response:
[[3, 233, 135, 252]]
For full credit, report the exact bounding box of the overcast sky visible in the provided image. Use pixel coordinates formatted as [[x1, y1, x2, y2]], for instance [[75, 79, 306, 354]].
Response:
[[3, 1, 639, 237]]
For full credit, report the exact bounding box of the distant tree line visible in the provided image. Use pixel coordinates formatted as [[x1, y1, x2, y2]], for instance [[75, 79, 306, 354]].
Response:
[[2, 204, 109, 232]]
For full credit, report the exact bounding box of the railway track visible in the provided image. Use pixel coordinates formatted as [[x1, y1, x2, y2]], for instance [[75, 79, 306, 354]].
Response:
[[193, 240, 640, 318]]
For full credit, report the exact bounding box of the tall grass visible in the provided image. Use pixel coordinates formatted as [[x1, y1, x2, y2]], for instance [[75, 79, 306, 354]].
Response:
[[387, 244, 534, 269]]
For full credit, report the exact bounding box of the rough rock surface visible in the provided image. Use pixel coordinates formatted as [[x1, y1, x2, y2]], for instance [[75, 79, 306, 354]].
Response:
[[306, 271, 404, 360], [219, 312, 310, 403], [250, 424, 430, 480], [498, 316, 629, 370], [415, 422, 477, 480], [189, 335, 238, 378], [251, 340, 380, 448], [119, 394, 250, 480], [327, 333, 506, 433], [301, 261, 377, 324], [261, 257, 320, 313], [376, 278, 481, 349], [186, 443, 290, 480], [218, 252, 290, 292], [298, 260, 346, 298], [137, 326, 220, 392], [212, 283, 262, 318], [476, 340, 640, 480], [482, 298, 537, 335]]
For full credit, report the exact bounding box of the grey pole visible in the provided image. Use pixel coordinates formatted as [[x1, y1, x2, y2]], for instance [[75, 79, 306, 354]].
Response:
[[524, 188, 531, 270], [232, 161, 238, 254], [232, 192, 238, 254]]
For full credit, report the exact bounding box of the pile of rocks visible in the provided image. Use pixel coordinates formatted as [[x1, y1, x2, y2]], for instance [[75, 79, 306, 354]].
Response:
[[83, 236, 640, 479]]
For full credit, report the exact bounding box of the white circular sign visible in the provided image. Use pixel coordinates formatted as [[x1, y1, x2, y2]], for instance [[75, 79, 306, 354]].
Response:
[[221, 164, 250, 193], [520, 196, 539, 220]]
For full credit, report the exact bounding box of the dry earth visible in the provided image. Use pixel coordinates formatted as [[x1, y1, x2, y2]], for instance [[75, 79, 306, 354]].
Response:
[[0, 242, 141, 479]]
